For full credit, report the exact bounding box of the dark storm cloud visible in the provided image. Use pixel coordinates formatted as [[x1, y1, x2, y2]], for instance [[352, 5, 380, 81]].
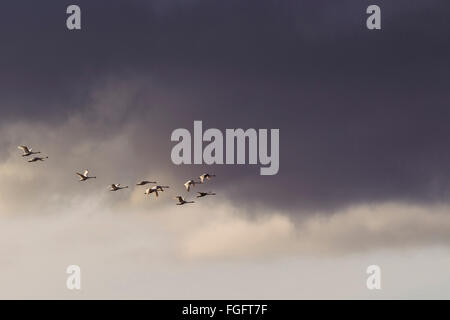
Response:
[[1, 0, 450, 213]]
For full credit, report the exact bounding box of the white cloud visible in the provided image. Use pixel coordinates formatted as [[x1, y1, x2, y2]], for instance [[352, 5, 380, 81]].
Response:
[[179, 209, 295, 260], [0, 204, 450, 299]]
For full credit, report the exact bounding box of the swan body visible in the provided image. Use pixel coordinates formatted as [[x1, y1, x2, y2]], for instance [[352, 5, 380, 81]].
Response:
[[184, 180, 200, 192], [109, 184, 128, 191], [196, 191, 216, 198], [18, 146, 41, 157], [136, 180, 157, 186], [175, 196, 195, 205], [145, 186, 160, 197], [76, 170, 96, 181], [28, 156, 48, 163], [145, 185, 169, 197], [199, 173, 216, 183]]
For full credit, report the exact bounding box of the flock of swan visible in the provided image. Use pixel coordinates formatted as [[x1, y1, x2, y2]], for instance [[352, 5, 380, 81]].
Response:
[[18, 145, 216, 206]]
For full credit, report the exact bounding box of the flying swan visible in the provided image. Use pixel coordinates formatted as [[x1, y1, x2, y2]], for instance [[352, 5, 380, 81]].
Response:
[[109, 184, 128, 191], [76, 170, 96, 181], [18, 146, 41, 157], [174, 196, 195, 205]]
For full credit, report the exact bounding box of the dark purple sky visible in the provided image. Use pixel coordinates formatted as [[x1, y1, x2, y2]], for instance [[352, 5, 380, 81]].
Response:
[[1, 0, 450, 214]]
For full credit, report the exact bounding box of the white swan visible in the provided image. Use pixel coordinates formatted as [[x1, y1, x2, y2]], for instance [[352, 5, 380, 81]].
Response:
[[144, 185, 170, 197], [109, 184, 128, 191], [136, 180, 157, 186], [174, 196, 195, 205], [196, 191, 216, 198], [184, 180, 200, 192], [18, 146, 41, 157], [145, 186, 160, 197], [199, 173, 216, 183], [28, 156, 48, 163], [76, 170, 96, 181]]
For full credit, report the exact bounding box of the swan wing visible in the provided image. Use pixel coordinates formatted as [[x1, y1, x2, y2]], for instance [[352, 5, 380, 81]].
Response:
[[18, 146, 30, 153]]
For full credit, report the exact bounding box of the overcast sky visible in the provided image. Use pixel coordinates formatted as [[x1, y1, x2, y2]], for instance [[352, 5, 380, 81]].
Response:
[[1, 0, 450, 299]]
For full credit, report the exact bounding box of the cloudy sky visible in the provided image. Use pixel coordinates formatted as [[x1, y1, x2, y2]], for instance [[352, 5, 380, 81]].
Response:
[[1, 0, 450, 299]]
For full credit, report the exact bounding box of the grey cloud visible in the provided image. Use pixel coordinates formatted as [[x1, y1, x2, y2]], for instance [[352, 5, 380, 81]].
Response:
[[1, 1, 450, 214]]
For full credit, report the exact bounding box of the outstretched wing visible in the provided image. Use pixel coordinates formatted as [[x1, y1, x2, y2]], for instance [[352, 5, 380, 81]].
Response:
[[76, 172, 85, 178], [84, 170, 89, 177], [184, 182, 191, 192], [18, 146, 30, 153]]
